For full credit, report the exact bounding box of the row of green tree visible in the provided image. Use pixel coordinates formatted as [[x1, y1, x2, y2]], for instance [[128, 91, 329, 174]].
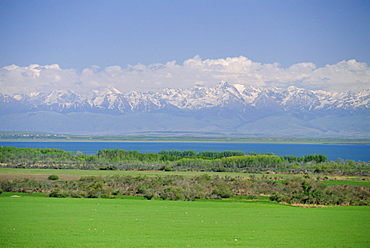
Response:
[[0, 147, 327, 163], [0, 175, 368, 206], [1, 146, 369, 176]]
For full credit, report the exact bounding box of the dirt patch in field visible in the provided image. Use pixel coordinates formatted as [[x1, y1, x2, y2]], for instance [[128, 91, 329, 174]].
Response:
[[0, 174, 81, 181]]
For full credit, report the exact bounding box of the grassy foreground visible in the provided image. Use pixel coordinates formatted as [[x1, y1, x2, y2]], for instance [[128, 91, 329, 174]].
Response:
[[0, 193, 369, 248]]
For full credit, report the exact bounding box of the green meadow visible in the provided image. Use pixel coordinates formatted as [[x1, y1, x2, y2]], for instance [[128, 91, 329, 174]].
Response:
[[0, 192, 369, 248], [1, 167, 369, 247], [0, 167, 251, 178]]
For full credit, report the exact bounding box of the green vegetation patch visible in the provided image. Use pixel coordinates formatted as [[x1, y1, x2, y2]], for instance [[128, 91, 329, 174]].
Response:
[[0, 196, 369, 247], [0, 167, 256, 178], [323, 180, 370, 187], [1, 172, 369, 206], [2, 146, 369, 178]]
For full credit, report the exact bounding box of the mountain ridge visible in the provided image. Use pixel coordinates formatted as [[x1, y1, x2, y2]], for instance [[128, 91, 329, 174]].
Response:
[[1, 83, 369, 137], [2, 82, 369, 113]]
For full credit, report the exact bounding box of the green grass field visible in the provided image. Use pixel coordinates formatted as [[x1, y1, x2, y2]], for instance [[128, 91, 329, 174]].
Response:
[[0, 167, 248, 178], [1, 168, 369, 247], [0, 192, 369, 248]]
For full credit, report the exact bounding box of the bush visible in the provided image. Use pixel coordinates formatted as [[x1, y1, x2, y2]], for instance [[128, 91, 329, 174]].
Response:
[[174, 193, 185, 201], [160, 186, 187, 201], [136, 186, 147, 194], [212, 182, 232, 198], [248, 194, 258, 199], [69, 191, 87, 198], [144, 193, 154, 200], [48, 175, 59, 180], [49, 191, 69, 198], [216, 166, 227, 172], [160, 165, 173, 171]]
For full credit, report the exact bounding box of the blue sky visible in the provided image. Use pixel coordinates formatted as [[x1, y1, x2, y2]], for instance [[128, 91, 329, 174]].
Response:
[[0, 0, 369, 94]]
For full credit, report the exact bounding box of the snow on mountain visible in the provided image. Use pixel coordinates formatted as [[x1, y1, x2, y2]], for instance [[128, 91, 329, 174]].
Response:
[[1, 83, 369, 137], [1, 83, 369, 114]]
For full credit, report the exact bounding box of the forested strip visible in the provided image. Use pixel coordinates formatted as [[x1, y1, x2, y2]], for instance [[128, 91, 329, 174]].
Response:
[[0, 146, 369, 176]]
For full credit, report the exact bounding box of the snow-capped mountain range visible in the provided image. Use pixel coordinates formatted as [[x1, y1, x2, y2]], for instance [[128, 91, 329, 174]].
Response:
[[1, 82, 369, 113], [1, 82, 369, 137]]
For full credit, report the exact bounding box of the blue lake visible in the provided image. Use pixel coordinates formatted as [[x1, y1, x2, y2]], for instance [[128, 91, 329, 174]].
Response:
[[1, 141, 369, 162]]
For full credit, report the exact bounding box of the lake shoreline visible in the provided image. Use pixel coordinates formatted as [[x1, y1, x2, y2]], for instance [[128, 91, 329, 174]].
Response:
[[1, 140, 369, 161], [1, 137, 370, 145]]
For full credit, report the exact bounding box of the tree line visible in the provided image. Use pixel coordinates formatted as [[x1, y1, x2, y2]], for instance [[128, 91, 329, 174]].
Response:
[[0, 146, 369, 176]]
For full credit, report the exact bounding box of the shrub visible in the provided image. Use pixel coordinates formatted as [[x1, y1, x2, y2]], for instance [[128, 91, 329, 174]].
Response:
[[144, 192, 154, 200], [99, 166, 116, 170], [49, 191, 69, 198], [270, 193, 290, 203], [161, 186, 187, 201], [159, 193, 168, 200], [216, 166, 227, 172], [212, 182, 232, 198], [248, 194, 258, 199], [174, 193, 185, 201], [136, 186, 147, 194], [160, 165, 173, 171], [48, 175, 59, 180], [112, 188, 120, 195], [69, 191, 87, 198]]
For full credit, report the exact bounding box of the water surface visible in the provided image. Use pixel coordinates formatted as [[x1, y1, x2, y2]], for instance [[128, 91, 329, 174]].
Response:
[[1, 141, 369, 161]]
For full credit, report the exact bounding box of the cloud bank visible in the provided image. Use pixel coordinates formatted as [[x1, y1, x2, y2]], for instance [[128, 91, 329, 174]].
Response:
[[1, 56, 369, 94]]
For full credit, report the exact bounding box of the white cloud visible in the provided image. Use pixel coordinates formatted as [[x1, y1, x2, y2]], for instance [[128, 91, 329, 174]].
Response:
[[0, 64, 80, 94], [302, 60, 370, 91], [0, 56, 369, 94]]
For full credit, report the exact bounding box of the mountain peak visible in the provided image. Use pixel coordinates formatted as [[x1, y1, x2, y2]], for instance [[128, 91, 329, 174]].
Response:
[[0, 84, 369, 114], [99, 86, 122, 95], [0, 84, 369, 137]]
